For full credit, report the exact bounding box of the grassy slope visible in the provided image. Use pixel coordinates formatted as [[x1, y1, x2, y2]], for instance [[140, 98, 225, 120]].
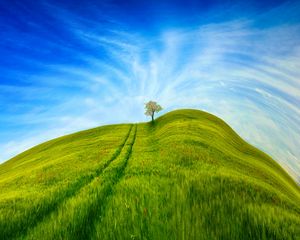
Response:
[[0, 109, 299, 240]]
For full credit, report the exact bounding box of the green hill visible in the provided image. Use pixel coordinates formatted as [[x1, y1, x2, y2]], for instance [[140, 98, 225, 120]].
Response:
[[0, 109, 299, 240]]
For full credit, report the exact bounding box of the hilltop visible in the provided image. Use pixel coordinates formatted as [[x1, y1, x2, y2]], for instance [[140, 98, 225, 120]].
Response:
[[0, 109, 299, 239]]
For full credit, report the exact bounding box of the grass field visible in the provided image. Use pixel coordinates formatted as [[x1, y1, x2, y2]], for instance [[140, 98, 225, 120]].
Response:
[[0, 109, 299, 239]]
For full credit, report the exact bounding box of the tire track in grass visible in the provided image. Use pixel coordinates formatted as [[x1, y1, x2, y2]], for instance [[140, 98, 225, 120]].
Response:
[[71, 124, 137, 240], [24, 124, 137, 240], [11, 125, 133, 240]]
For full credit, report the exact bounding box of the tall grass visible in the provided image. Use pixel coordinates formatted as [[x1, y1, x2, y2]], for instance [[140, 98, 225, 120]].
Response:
[[0, 109, 299, 239], [0, 124, 131, 239]]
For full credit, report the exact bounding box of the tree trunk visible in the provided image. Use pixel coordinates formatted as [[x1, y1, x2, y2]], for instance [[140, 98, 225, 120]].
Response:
[[151, 113, 154, 122]]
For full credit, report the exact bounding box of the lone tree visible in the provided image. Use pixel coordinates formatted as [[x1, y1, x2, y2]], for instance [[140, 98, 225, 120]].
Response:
[[145, 101, 162, 122]]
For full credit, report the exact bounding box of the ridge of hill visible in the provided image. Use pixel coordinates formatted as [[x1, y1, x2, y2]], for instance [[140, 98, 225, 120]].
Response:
[[0, 109, 299, 239]]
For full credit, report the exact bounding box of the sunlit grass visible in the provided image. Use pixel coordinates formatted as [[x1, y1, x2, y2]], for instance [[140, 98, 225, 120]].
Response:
[[0, 109, 299, 239]]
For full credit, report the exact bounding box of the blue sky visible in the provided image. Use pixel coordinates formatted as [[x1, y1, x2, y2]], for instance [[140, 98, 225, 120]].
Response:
[[0, 0, 300, 182]]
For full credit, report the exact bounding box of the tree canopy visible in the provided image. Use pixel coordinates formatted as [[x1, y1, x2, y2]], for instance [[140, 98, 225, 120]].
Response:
[[145, 101, 162, 122]]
